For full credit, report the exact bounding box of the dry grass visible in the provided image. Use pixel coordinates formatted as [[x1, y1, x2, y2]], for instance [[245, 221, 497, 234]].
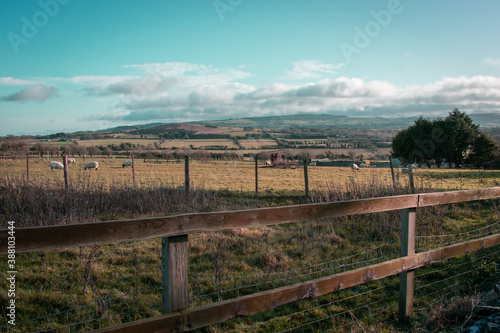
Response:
[[2, 159, 499, 193]]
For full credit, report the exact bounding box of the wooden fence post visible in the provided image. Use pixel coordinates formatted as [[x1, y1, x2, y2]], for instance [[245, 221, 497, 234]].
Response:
[[255, 155, 258, 194], [303, 159, 309, 201], [131, 154, 136, 187], [26, 152, 29, 183], [162, 235, 188, 314], [408, 165, 415, 194], [389, 157, 396, 190], [399, 207, 416, 322], [185, 155, 190, 194], [63, 155, 69, 189]]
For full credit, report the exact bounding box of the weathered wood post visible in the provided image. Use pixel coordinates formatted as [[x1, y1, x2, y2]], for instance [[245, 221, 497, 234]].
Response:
[[303, 158, 309, 200], [131, 154, 136, 187], [255, 155, 258, 194], [83, 153, 86, 163], [185, 155, 190, 194], [408, 165, 415, 194], [389, 157, 396, 190], [399, 207, 416, 322], [26, 152, 29, 183], [162, 235, 188, 314], [63, 155, 69, 189]]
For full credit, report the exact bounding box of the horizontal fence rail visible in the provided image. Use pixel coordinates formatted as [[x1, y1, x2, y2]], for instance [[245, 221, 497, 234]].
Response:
[[1, 188, 500, 254], [95, 233, 500, 333]]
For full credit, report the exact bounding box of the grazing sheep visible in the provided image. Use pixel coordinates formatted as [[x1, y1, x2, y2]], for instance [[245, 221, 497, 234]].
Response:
[[411, 163, 418, 169], [122, 160, 133, 167], [351, 164, 359, 171], [50, 161, 64, 170], [67, 157, 76, 164], [359, 163, 366, 168], [84, 161, 99, 170]]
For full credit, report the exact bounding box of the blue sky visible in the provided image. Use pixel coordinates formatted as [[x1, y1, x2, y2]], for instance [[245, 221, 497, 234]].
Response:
[[1, 0, 500, 135]]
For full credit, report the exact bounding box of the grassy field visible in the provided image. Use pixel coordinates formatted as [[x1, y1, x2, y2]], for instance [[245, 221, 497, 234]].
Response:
[[1, 159, 499, 332], [238, 139, 278, 149], [2, 158, 499, 193], [159, 139, 238, 149], [75, 138, 159, 147]]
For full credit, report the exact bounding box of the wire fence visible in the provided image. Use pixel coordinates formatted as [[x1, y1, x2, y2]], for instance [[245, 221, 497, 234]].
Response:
[[3, 219, 499, 332]]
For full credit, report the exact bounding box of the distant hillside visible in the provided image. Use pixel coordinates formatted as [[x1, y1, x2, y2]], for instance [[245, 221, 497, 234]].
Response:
[[194, 114, 417, 129], [97, 113, 500, 135]]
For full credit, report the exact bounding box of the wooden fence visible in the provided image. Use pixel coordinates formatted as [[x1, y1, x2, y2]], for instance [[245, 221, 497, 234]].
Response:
[[1, 187, 500, 332]]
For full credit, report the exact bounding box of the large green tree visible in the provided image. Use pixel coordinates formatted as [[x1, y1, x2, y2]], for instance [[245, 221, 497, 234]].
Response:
[[391, 108, 498, 168]]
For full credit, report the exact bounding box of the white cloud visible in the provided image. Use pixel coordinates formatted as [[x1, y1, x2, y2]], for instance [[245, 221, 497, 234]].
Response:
[[4, 62, 500, 124], [2, 85, 56, 102], [0, 77, 39, 86], [87, 74, 500, 123], [286, 60, 345, 80], [482, 57, 500, 67]]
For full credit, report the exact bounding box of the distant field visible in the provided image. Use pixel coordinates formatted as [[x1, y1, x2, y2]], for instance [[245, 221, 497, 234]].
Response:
[[1, 158, 499, 193], [160, 139, 238, 149], [239, 139, 278, 149], [76, 138, 160, 147]]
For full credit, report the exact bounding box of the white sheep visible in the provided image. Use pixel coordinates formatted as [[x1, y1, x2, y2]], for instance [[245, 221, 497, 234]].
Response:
[[84, 161, 99, 170], [67, 157, 76, 164], [49, 161, 64, 170], [122, 160, 133, 167], [351, 164, 359, 171]]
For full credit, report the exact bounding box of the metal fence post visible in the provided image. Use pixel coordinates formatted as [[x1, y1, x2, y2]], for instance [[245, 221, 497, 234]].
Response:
[[162, 235, 188, 314], [399, 207, 416, 322]]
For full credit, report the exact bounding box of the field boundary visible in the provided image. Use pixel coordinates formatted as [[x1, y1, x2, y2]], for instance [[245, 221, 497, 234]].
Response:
[[1, 187, 499, 332], [1, 188, 499, 254]]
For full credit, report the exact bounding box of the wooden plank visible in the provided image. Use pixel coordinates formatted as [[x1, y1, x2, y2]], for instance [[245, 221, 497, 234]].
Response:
[[399, 208, 416, 322], [162, 235, 188, 314], [94, 233, 500, 333], [0, 194, 419, 254], [418, 187, 500, 207]]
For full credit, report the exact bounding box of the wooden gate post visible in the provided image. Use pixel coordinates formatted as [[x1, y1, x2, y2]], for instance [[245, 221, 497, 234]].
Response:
[[162, 235, 188, 314], [399, 207, 416, 322]]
